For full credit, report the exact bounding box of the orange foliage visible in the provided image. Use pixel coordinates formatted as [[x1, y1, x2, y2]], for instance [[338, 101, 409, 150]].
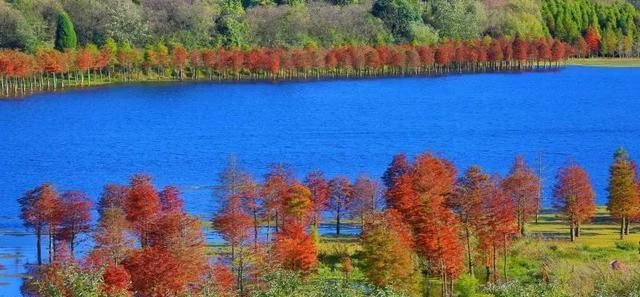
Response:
[[553, 162, 596, 240], [273, 223, 317, 275], [304, 170, 330, 227], [123, 247, 191, 297], [102, 264, 132, 296], [584, 26, 601, 55], [501, 156, 540, 236], [124, 174, 161, 246], [383, 152, 464, 284], [211, 263, 236, 295]]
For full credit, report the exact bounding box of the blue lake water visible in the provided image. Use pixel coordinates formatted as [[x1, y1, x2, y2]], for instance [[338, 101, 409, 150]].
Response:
[[1, 66, 640, 295]]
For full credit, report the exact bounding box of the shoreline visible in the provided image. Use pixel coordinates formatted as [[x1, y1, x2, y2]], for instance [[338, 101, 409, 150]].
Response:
[[568, 58, 640, 67], [3, 60, 640, 100], [2, 66, 565, 100]]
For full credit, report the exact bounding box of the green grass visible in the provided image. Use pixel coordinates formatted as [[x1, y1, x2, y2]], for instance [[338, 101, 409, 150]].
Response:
[[568, 57, 640, 67], [528, 208, 640, 248], [203, 208, 640, 296]]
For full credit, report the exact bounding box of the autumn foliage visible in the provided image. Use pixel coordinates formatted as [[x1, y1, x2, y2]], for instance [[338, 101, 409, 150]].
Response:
[[384, 153, 464, 295], [361, 211, 420, 296], [272, 223, 317, 275], [17, 149, 637, 297], [501, 156, 541, 236], [553, 162, 596, 241], [1, 37, 573, 98], [607, 148, 640, 239]]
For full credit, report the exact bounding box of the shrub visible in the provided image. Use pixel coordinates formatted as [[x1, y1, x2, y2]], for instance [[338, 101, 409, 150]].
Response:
[[614, 240, 636, 251]]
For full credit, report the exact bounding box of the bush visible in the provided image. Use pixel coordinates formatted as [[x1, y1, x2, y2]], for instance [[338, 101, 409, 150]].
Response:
[[484, 281, 567, 297], [454, 275, 492, 297], [614, 240, 636, 251]]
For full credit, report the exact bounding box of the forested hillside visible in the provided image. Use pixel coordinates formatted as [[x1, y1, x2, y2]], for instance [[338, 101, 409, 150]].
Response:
[[0, 0, 639, 56]]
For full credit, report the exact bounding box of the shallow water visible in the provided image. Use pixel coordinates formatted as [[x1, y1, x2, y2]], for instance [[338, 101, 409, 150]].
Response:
[[1, 66, 640, 295]]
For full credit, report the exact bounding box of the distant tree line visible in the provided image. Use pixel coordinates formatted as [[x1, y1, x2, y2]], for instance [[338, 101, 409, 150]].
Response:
[[1, 0, 639, 54], [17, 147, 640, 296], [1, 36, 571, 97]]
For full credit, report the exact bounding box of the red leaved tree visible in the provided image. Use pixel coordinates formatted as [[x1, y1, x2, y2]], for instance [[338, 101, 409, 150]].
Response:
[[58, 190, 92, 258], [448, 166, 491, 276], [351, 175, 378, 225], [328, 176, 353, 236], [382, 153, 411, 189], [553, 162, 596, 241], [124, 174, 161, 246], [122, 247, 190, 297], [501, 155, 540, 236], [584, 26, 600, 56], [304, 170, 329, 229], [18, 184, 62, 265], [272, 223, 317, 276], [477, 177, 517, 282], [101, 263, 132, 296]]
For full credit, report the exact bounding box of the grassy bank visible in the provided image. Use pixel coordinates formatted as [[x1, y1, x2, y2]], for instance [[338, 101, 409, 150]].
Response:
[[283, 208, 640, 296], [568, 58, 640, 67]]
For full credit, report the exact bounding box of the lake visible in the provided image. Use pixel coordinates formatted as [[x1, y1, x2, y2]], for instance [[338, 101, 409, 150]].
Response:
[[1, 66, 639, 295]]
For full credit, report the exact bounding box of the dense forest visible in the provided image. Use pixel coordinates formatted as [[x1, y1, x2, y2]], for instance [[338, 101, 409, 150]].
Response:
[[16, 148, 640, 297], [1, 0, 639, 53]]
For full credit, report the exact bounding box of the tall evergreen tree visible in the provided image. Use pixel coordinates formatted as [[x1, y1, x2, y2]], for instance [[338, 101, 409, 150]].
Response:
[[54, 10, 78, 51]]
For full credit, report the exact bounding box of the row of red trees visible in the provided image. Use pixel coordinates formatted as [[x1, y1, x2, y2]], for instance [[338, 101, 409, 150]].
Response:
[[20, 149, 630, 296], [1, 36, 572, 97], [206, 152, 600, 296]]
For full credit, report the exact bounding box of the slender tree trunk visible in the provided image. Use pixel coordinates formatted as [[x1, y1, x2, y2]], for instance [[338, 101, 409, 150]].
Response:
[[621, 217, 626, 240], [503, 235, 508, 280], [36, 227, 42, 265], [70, 234, 75, 258], [625, 219, 631, 235], [266, 217, 271, 242], [492, 245, 497, 283], [48, 226, 54, 263], [336, 208, 341, 236], [253, 211, 259, 249], [465, 227, 474, 276], [238, 247, 244, 295], [570, 222, 576, 242]]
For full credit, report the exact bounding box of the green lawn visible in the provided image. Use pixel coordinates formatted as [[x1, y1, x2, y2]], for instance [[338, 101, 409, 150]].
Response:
[[568, 58, 640, 67], [528, 208, 640, 248]]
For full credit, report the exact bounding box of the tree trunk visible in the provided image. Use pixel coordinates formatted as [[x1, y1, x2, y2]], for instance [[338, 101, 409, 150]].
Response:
[[503, 234, 508, 280], [70, 234, 75, 258], [621, 217, 626, 240], [465, 227, 474, 276], [336, 208, 341, 236], [570, 222, 575, 242], [253, 211, 259, 249], [36, 227, 42, 265], [492, 245, 497, 283], [48, 227, 54, 263], [625, 219, 631, 235]]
